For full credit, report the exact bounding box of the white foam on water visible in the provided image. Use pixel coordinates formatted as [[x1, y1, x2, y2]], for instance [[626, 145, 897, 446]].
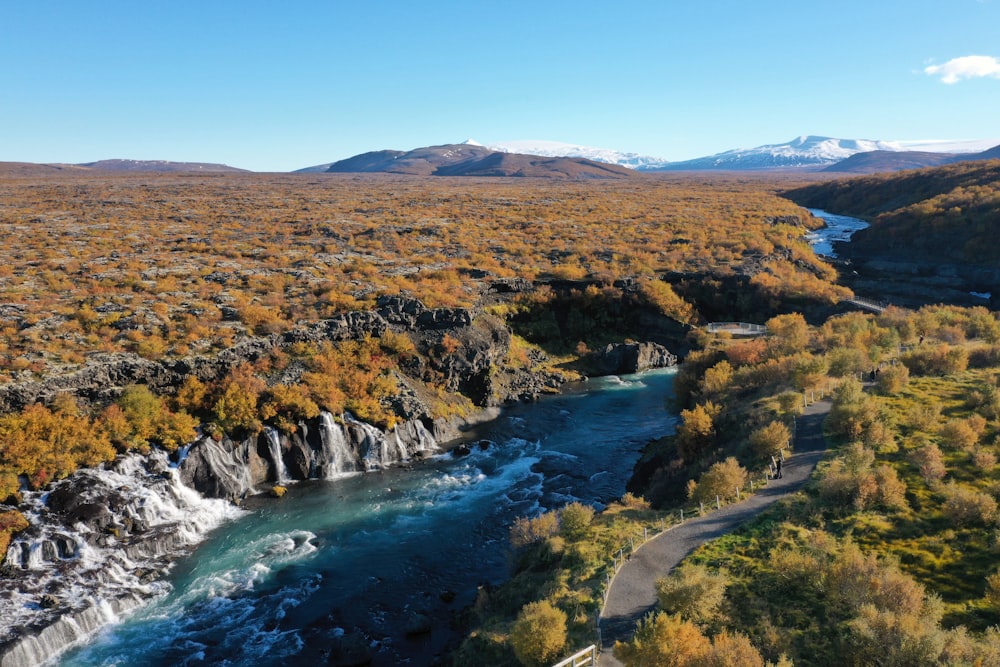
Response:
[[1, 450, 244, 667]]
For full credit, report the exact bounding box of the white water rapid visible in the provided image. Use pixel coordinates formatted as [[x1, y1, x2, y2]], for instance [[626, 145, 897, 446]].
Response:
[[0, 450, 243, 667]]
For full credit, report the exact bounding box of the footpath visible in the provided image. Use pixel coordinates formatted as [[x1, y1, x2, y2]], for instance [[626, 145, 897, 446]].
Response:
[[596, 398, 832, 667]]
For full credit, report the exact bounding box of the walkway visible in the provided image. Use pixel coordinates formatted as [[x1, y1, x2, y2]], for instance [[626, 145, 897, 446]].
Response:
[[705, 322, 767, 336], [841, 297, 887, 313], [597, 398, 831, 666]]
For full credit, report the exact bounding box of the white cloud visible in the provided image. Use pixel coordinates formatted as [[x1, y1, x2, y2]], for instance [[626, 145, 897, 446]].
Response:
[[924, 55, 1000, 84]]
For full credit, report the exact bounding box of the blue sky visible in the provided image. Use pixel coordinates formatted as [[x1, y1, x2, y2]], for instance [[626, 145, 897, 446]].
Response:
[[2, 0, 998, 171]]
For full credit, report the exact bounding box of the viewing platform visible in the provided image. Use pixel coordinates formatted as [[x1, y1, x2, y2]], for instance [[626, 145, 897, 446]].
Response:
[[705, 322, 768, 336]]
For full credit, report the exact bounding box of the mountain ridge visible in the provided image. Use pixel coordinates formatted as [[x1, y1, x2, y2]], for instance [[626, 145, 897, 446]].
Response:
[[315, 143, 635, 179], [825, 143, 1000, 173]]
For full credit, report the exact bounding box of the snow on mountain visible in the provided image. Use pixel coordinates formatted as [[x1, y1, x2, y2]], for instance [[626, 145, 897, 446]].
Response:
[[893, 138, 1000, 154], [296, 136, 999, 174], [474, 139, 671, 170], [655, 135, 903, 171]]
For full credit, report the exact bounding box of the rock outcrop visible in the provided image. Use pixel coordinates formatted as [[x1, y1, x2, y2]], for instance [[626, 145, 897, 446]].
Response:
[[593, 342, 678, 375]]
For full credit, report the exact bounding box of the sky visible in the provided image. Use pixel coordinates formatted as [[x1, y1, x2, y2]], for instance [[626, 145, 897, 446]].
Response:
[[1, 0, 999, 172]]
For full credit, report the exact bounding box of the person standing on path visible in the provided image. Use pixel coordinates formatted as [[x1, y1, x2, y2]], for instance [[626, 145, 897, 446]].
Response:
[[776, 458, 782, 479]]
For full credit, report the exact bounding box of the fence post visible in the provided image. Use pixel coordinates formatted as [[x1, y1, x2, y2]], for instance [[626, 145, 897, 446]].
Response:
[[699, 501, 704, 515], [644, 526, 648, 542], [750, 479, 754, 491], [716, 495, 721, 509], [736, 486, 740, 500], [680, 508, 684, 522], [629, 537, 634, 553]]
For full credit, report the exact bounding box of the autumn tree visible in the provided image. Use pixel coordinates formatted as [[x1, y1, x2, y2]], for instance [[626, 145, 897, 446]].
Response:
[[655, 563, 729, 624], [614, 612, 711, 667], [910, 442, 947, 484], [688, 457, 747, 504], [876, 364, 909, 395], [260, 383, 320, 433], [558, 502, 595, 539], [108, 384, 198, 451], [677, 401, 720, 463], [212, 364, 266, 437], [509, 600, 567, 667], [509, 511, 560, 549], [750, 421, 791, 458], [766, 312, 809, 356]]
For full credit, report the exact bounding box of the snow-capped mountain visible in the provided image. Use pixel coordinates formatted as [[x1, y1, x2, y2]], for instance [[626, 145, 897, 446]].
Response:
[[296, 136, 1000, 174], [475, 139, 671, 170], [654, 136, 902, 171]]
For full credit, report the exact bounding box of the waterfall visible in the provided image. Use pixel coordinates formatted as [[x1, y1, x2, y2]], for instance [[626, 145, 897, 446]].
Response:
[[265, 427, 290, 484], [180, 435, 259, 499], [319, 411, 357, 477], [0, 449, 242, 667], [343, 413, 396, 470], [1, 412, 443, 665], [341, 414, 438, 470]]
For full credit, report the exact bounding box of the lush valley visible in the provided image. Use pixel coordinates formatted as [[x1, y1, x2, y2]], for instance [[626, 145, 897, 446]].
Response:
[[2, 163, 1000, 665]]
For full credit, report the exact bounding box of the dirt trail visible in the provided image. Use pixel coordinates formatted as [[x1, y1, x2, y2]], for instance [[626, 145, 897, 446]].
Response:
[[597, 399, 831, 666]]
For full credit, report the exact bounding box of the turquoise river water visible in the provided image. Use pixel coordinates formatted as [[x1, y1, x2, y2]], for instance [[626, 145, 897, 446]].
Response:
[[57, 369, 677, 666]]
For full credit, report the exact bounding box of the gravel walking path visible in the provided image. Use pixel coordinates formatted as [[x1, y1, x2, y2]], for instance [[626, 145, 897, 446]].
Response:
[[596, 398, 832, 666]]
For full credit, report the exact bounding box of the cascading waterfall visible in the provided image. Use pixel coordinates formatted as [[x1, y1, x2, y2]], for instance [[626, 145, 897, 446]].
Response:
[[2, 408, 448, 665], [346, 414, 396, 470], [319, 411, 357, 477], [264, 427, 290, 484], [187, 435, 258, 498], [0, 449, 242, 667]]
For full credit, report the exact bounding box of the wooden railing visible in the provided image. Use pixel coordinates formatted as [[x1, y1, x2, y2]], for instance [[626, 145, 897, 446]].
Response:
[[552, 644, 597, 667]]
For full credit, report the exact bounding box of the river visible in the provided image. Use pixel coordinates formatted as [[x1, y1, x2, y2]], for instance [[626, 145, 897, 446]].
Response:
[[804, 208, 869, 258], [54, 369, 677, 666]]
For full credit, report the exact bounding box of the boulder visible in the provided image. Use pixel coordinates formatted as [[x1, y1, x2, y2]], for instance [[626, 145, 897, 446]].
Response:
[[404, 612, 433, 637], [593, 342, 677, 375], [327, 632, 373, 666]]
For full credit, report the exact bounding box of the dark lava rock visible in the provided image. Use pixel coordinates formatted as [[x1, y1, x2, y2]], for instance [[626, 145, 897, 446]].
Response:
[[328, 632, 373, 666], [404, 612, 433, 637], [593, 341, 677, 375]]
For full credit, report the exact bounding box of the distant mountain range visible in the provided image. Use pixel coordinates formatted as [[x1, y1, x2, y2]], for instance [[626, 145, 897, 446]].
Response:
[[4, 136, 998, 177], [654, 136, 901, 171], [297, 143, 635, 179], [303, 136, 999, 176], [0, 159, 247, 175]]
